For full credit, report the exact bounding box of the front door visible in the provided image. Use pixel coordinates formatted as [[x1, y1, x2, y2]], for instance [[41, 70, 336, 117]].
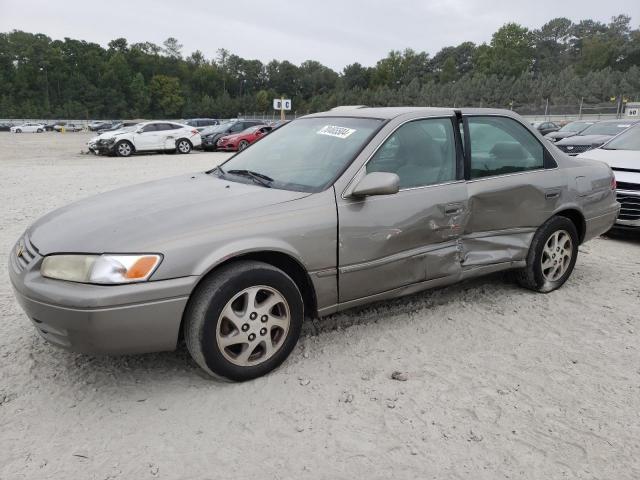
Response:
[[337, 116, 468, 303], [134, 123, 161, 150]]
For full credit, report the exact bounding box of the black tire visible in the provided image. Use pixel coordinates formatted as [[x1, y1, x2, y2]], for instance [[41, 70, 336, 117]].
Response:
[[15, 129, 21, 133], [238, 140, 249, 151], [37, 128, 43, 133], [515, 216, 579, 293], [115, 140, 133, 157], [184, 260, 304, 381], [176, 138, 192, 154]]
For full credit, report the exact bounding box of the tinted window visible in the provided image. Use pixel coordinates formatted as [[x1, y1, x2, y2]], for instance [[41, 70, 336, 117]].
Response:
[[467, 116, 544, 179], [229, 123, 245, 133], [141, 124, 158, 132], [367, 118, 457, 189]]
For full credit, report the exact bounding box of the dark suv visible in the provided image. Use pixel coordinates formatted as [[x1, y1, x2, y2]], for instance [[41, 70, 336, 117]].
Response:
[[185, 118, 219, 129], [200, 120, 265, 151]]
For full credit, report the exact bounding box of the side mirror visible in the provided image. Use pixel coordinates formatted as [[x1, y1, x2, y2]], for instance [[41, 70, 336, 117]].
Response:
[[351, 172, 400, 197]]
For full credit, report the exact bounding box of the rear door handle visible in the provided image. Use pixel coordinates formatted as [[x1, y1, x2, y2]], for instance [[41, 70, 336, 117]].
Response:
[[545, 192, 560, 199]]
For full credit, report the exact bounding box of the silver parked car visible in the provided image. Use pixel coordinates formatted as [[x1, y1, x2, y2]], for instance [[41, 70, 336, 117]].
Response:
[[9, 108, 619, 381], [576, 124, 640, 229]]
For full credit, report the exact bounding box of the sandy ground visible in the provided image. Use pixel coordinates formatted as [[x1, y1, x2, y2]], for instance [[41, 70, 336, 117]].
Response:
[[0, 131, 639, 480]]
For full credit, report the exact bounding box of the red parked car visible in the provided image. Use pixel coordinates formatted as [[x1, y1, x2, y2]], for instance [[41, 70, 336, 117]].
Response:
[[216, 125, 273, 151]]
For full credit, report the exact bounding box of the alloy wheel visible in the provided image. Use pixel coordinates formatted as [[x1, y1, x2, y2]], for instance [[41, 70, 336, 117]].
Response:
[[117, 142, 132, 156], [178, 140, 190, 153], [541, 230, 573, 282], [216, 285, 290, 366]]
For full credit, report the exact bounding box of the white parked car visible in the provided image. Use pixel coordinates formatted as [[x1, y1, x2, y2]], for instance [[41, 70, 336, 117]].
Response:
[[577, 124, 640, 230], [10, 123, 45, 133], [88, 121, 202, 157]]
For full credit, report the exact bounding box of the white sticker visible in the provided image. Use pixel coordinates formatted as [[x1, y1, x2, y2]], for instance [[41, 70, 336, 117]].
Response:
[[617, 124, 631, 127], [317, 125, 356, 139]]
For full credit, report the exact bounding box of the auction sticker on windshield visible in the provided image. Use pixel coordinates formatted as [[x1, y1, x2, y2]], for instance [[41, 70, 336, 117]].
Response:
[[317, 125, 357, 139]]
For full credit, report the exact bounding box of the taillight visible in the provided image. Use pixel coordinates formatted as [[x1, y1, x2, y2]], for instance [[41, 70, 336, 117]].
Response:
[[191, 129, 198, 135], [611, 174, 616, 190]]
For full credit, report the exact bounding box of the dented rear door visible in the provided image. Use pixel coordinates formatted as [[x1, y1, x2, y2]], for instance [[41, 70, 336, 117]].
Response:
[[461, 115, 563, 267]]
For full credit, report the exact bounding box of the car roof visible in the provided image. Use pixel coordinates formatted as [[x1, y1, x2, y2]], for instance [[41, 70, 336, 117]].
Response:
[[593, 118, 640, 125], [303, 106, 524, 121]]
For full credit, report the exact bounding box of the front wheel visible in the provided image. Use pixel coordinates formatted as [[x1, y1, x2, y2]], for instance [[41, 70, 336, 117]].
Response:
[[115, 140, 133, 157], [184, 261, 304, 381], [37, 128, 43, 133], [238, 140, 249, 151], [515, 216, 579, 293], [15, 129, 22, 133], [176, 139, 192, 154]]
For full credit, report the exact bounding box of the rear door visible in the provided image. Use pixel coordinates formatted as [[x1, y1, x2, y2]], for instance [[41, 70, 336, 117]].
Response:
[[337, 116, 468, 303], [461, 115, 562, 267]]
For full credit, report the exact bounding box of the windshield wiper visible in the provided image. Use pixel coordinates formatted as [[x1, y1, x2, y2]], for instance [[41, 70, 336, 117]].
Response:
[[227, 169, 273, 188]]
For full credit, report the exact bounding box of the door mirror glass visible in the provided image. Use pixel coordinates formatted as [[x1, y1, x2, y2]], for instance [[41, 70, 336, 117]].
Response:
[[352, 172, 400, 197]]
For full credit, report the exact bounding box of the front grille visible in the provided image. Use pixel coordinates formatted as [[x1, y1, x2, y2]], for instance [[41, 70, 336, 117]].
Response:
[[616, 181, 640, 191], [13, 235, 38, 273], [557, 144, 591, 154], [617, 191, 640, 221]]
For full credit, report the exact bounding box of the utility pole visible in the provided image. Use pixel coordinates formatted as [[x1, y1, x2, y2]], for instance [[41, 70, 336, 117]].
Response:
[[578, 97, 584, 119], [544, 98, 549, 119]]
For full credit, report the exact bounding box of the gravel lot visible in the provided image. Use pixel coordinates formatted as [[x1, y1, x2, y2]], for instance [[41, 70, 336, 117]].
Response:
[[1, 131, 639, 480]]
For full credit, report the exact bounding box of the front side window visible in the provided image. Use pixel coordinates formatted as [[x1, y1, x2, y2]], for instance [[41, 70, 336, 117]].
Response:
[[141, 124, 158, 133], [467, 116, 544, 179], [216, 117, 383, 192], [366, 118, 457, 189]]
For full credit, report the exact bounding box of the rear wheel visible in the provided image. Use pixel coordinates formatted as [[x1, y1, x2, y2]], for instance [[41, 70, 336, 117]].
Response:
[[15, 129, 22, 133], [115, 140, 133, 157], [176, 139, 192, 154], [238, 140, 249, 151], [184, 261, 304, 381], [515, 216, 578, 293], [37, 128, 43, 133]]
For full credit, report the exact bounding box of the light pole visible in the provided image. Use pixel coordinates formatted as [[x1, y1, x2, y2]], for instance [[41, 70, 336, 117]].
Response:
[[39, 65, 50, 115]]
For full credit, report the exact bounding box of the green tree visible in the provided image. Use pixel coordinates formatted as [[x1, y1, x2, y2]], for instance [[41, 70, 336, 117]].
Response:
[[150, 74, 184, 116], [129, 73, 150, 117]]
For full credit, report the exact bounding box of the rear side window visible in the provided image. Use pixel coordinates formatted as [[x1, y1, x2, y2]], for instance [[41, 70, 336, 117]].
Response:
[[467, 116, 544, 179]]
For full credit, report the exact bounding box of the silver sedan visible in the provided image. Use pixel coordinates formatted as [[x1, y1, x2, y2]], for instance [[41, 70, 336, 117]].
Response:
[[9, 107, 619, 381]]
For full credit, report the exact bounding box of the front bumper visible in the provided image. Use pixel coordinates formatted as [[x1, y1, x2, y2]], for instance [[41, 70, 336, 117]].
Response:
[[216, 142, 237, 151], [201, 136, 221, 150], [9, 236, 197, 354]]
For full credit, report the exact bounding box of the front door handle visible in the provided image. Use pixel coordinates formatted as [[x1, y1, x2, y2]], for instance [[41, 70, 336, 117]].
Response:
[[444, 204, 464, 215]]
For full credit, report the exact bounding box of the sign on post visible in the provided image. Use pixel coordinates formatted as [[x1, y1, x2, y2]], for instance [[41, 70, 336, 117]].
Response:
[[273, 98, 292, 120]]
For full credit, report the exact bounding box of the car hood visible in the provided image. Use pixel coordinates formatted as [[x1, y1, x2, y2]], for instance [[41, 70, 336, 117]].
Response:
[[220, 132, 245, 141], [576, 148, 640, 183], [546, 131, 578, 140], [555, 134, 613, 146], [29, 173, 309, 255]]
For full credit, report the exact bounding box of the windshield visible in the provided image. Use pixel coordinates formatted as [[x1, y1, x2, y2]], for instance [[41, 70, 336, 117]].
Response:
[[214, 117, 384, 192], [602, 125, 640, 151], [580, 122, 632, 136], [560, 121, 591, 133], [204, 122, 233, 134]]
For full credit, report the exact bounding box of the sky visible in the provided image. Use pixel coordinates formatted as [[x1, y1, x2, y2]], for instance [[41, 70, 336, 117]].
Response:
[[0, 0, 638, 71]]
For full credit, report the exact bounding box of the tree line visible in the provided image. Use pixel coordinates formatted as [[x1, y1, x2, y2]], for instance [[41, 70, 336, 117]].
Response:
[[0, 14, 639, 119]]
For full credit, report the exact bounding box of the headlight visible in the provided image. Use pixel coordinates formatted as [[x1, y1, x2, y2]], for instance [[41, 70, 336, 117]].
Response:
[[41, 254, 162, 284]]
